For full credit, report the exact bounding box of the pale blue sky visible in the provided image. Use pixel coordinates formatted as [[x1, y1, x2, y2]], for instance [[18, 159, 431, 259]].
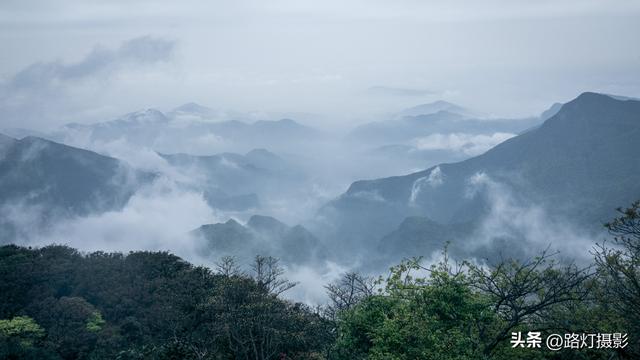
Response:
[[1, 0, 639, 129]]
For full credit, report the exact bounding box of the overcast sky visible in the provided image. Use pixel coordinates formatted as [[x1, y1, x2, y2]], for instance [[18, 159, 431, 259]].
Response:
[[1, 0, 640, 129]]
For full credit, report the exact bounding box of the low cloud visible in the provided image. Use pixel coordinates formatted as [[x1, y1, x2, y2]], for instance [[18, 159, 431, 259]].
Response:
[[27, 177, 220, 262], [464, 172, 598, 263], [409, 166, 444, 205], [349, 190, 386, 203], [283, 261, 349, 304], [414, 132, 515, 156]]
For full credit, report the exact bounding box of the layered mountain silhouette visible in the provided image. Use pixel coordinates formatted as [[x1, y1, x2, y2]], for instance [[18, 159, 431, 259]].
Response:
[[3, 106, 323, 154], [349, 110, 542, 145], [316, 93, 640, 261], [351, 101, 552, 174], [63, 109, 170, 145], [0, 134, 154, 241], [2, 92, 638, 267], [160, 148, 304, 212], [192, 215, 326, 265], [540, 102, 563, 121], [168, 102, 224, 120], [395, 100, 477, 118]]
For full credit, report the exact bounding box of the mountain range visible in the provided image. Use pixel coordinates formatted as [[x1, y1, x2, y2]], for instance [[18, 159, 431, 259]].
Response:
[[3, 104, 322, 154], [395, 100, 478, 118], [160, 148, 304, 212], [0, 134, 154, 241], [2, 93, 638, 268], [192, 215, 326, 265], [349, 100, 545, 146], [315, 93, 640, 263]]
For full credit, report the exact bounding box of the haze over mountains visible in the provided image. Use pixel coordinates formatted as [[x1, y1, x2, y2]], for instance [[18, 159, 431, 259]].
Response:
[[396, 100, 479, 118], [0, 134, 153, 240], [159, 148, 305, 212], [1, 92, 639, 301], [2, 3, 639, 357], [316, 93, 640, 265], [348, 100, 557, 173], [193, 215, 326, 266], [5, 105, 322, 156]]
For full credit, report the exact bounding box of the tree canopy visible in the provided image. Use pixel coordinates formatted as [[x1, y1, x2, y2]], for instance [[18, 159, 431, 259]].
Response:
[[1, 201, 639, 359]]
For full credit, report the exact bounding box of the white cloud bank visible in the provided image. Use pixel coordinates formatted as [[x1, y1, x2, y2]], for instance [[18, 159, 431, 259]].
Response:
[[26, 178, 220, 262], [414, 132, 515, 156]]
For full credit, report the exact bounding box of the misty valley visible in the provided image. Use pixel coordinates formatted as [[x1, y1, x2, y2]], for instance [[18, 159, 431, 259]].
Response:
[[2, 2, 640, 356], [1, 91, 640, 359]]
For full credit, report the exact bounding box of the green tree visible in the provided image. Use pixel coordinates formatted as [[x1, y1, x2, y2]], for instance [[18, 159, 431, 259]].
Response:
[[0, 316, 45, 346], [595, 200, 640, 357], [466, 248, 592, 357], [333, 248, 598, 359], [0, 315, 53, 359], [333, 255, 496, 359]]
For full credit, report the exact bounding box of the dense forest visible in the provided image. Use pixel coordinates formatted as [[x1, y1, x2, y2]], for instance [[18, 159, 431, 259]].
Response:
[[1, 201, 639, 359]]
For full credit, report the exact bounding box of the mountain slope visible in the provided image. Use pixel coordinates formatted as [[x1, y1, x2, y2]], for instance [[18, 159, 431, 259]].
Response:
[[159, 148, 303, 212], [71, 110, 321, 153], [349, 110, 542, 145], [317, 93, 640, 257], [396, 100, 475, 118], [192, 215, 326, 265], [0, 135, 154, 240], [63, 109, 169, 144]]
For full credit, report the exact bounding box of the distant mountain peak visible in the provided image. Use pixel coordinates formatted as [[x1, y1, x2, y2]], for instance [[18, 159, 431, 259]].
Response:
[[249, 118, 319, 138], [193, 215, 325, 265], [552, 91, 639, 121], [247, 215, 289, 234], [63, 109, 169, 130], [567, 91, 640, 105], [244, 148, 282, 163], [245, 148, 273, 156], [431, 100, 458, 106], [119, 108, 168, 123], [575, 91, 614, 101], [196, 218, 247, 234], [538, 92, 639, 122], [171, 102, 214, 114], [397, 101, 475, 118], [406, 110, 465, 122], [224, 218, 242, 226]]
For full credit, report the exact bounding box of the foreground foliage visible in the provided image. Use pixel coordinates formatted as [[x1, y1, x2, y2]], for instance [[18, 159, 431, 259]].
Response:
[[0, 249, 331, 359], [1, 202, 639, 359], [329, 202, 640, 359]]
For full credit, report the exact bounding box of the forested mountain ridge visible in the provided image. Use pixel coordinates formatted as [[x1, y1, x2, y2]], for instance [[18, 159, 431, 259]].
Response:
[[193, 215, 327, 265], [316, 92, 640, 258], [160, 148, 304, 212], [0, 244, 332, 359], [0, 134, 154, 241]]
